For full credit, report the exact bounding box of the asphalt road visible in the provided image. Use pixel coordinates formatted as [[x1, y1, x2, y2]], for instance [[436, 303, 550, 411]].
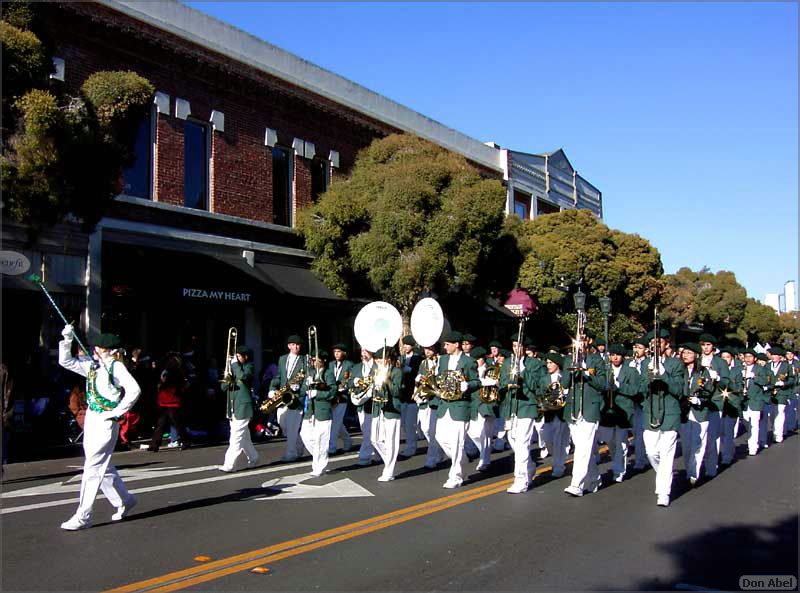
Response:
[[2, 431, 797, 592]]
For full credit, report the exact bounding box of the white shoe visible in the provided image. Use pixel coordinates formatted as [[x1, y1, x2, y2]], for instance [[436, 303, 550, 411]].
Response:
[[111, 497, 137, 521], [166, 441, 181, 448], [217, 465, 235, 473], [475, 463, 490, 472], [587, 481, 600, 494], [564, 485, 583, 497], [657, 495, 670, 507], [688, 477, 697, 486], [506, 482, 528, 494], [614, 474, 624, 483], [309, 471, 325, 478], [539, 448, 549, 459], [60, 515, 91, 531], [442, 480, 462, 489], [377, 475, 395, 482]]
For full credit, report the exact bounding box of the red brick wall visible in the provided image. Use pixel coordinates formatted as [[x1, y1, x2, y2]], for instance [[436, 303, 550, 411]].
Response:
[[294, 155, 312, 221], [155, 113, 183, 205]]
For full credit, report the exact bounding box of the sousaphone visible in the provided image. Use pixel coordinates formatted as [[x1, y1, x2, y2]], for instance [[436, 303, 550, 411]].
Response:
[[410, 297, 444, 348], [351, 301, 403, 406]]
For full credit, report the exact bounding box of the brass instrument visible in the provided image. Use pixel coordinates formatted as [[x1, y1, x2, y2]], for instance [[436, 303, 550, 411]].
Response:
[[538, 381, 567, 413], [260, 368, 305, 414], [372, 353, 392, 405], [220, 327, 238, 390], [306, 326, 329, 390], [648, 307, 665, 429], [770, 373, 787, 398], [412, 357, 438, 404], [349, 372, 374, 406], [438, 370, 466, 402], [334, 370, 351, 405], [479, 362, 501, 404], [569, 308, 588, 421]]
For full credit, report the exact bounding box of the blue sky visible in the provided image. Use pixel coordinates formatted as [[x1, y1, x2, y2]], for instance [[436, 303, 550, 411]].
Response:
[[188, 1, 798, 304]]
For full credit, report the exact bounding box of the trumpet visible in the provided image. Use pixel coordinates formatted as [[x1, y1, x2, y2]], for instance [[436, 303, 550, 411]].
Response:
[[220, 327, 238, 390]]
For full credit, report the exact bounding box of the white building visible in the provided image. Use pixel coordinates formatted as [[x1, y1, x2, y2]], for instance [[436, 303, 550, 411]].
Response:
[[765, 293, 782, 313], [785, 280, 797, 312]]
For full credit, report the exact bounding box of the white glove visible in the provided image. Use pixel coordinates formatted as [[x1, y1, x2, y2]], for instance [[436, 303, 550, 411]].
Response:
[[775, 380, 785, 387], [309, 389, 318, 399], [581, 361, 588, 370], [291, 383, 300, 392], [268, 390, 276, 399], [708, 369, 719, 381], [689, 396, 701, 405], [460, 381, 468, 393], [480, 377, 498, 387], [62, 324, 74, 340], [230, 355, 238, 365], [414, 374, 422, 384], [584, 371, 594, 379]]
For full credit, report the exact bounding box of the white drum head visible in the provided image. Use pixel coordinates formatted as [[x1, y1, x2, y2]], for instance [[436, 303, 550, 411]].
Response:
[[410, 297, 445, 347], [354, 301, 403, 352]]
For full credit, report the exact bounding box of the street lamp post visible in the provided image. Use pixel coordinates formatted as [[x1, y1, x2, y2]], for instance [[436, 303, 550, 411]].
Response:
[[599, 295, 612, 352]]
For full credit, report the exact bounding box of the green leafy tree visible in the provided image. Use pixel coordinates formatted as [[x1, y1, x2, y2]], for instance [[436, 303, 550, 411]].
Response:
[[740, 298, 782, 345], [779, 312, 800, 351], [1, 2, 154, 234], [515, 209, 664, 346], [297, 133, 518, 329]]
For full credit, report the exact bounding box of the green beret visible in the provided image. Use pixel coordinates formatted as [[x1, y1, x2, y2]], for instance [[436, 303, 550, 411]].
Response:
[[286, 334, 303, 345], [316, 349, 329, 360], [719, 345, 737, 355], [373, 346, 395, 360], [547, 345, 561, 354], [523, 338, 535, 348], [95, 333, 122, 349], [401, 335, 416, 346], [585, 330, 596, 340], [645, 329, 670, 341], [681, 342, 702, 355], [462, 333, 477, 343], [331, 343, 348, 352], [608, 344, 626, 356], [488, 340, 503, 349], [471, 346, 487, 359], [769, 346, 786, 356], [740, 348, 757, 356], [633, 334, 649, 346], [545, 352, 564, 367], [595, 338, 607, 347], [236, 345, 253, 358], [756, 352, 769, 362], [442, 330, 463, 343], [499, 348, 511, 358], [698, 333, 718, 344]]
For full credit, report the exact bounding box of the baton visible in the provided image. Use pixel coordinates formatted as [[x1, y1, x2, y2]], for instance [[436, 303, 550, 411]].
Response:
[[27, 273, 93, 360]]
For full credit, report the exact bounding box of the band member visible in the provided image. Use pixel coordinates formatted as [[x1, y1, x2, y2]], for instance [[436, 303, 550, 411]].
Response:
[[328, 343, 354, 454], [470, 347, 497, 472], [370, 347, 403, 481], [718, 346, 743, 466], [629, 335, 649, 470], [299, 350, 335, 477], [538, 352, 571, 478], [563, 331, 606, 497], [500, 338, 541, 493], [492, 346, 510, 452], [399, 336, 422, 457], [462, 334, 477, 357], [678, 343, 714, 486], [349, 348, 377, 466], [740, 348, 769, 455], [786, 349, 799, 432], [58, 327, 141, 530], [697, 333, 730, 478], [765, 346, 795, 444], [641, 328, 685, 507], [435, 331, 480, 488], [487, 340, 502, 364], [597, 344, 638, 483], [268, 335, 307, 462], [414, 344, 443, 468], [524, 342, 548, 460], [219, 345, 259, 472]]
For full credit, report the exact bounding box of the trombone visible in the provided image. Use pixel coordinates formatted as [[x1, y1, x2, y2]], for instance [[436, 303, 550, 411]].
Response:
[[648, 308, 665, 429], [220, 327, 238, 390]]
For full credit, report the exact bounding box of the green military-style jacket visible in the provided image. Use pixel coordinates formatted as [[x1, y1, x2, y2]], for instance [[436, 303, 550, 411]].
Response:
[[699, 354, 730, 413], [717, 361, 743, 418], [765, 360, 796, 405], [742, 363, 770, 412], [499, 356, 541, 420], [348, 360, 376, 414], [415, 357, 439, 411], [535, 368, 571, 422], [329, 359, 354, 406], [599, 363, 639, 428], [226, 360, 254, 420], [270, 354, 308, 411], [299, 366, 336, 421], [682, 364, 715, 423], [471, 360, 500, 420], [371, 366, 402, 420], [564, 352, 607, 424], [641, 356, 685, 432], [435, 353, 479, 422]]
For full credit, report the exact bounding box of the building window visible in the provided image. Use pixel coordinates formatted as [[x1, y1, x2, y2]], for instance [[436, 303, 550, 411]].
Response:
[[184, 120, 209, 210], [310, 158, 329, 203], [513, 190, 531, 220], [122, 108, 153, 199], [537, 199, 560, 216], [272, 146, 293, 226]]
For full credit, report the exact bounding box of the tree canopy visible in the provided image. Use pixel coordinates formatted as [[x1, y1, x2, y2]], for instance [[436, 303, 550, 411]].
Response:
[[297, 133, 519, 324], [1, 1, 154, 234]]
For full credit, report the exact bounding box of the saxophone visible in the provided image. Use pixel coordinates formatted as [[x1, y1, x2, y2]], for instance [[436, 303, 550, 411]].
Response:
[[260, 369, 305, 414]]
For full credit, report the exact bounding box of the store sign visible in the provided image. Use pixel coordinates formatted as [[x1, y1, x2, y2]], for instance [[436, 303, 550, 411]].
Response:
[[0, 251, 31, 276], [182, 287, 251, 303]]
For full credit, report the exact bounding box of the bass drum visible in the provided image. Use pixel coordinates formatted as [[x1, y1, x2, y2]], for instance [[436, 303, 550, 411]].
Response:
[[354, 301, 403, 353], [410, 297, 444, 348]]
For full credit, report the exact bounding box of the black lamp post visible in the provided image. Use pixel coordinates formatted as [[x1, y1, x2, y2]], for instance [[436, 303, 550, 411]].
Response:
[[599, 295, 612, 354], [573, 288, 586, 312]]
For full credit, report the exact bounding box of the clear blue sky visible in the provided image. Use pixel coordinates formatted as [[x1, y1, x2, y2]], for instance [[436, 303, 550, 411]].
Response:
[[188, 1, 798, 304]]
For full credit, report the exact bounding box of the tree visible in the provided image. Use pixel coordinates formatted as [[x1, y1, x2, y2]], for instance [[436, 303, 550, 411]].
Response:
[[297, 133, 518, 329], [779, 312, 800, 351], [515, 208, 664, 346], [1, 1, 154, 234], [740, 298, 782, 345]]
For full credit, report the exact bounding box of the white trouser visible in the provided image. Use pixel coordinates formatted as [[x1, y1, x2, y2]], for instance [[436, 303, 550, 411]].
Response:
[[435, 410, 466, 485], [357, 408, 375, 463], [744, 409, 761, 454], [222, 417, 258, 470], [371, 414, 401, 479], [643, 429, 678, 497], [74, 412, 131, 520], [328, 403, 352, 453], [300, 417, 332, 475], [733, 415, 741, 438], [680, 412, 709, 481], [704, 411, 722, 476], [770, 403, 786, 443], [632, 407, 649, 469], [598, 426, 629, 479], [466, 415, 494, 468], [506, 416, 535, 487], [417, 406, 441, 467], [568, 418, 599, 491], [277, 407, 304, 460], [720, 415, 737, 465], [542, 417, 568, 474], [493, 413, 508, 451], [400, 403, 419, 456], [532, 417, 546, 450]]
